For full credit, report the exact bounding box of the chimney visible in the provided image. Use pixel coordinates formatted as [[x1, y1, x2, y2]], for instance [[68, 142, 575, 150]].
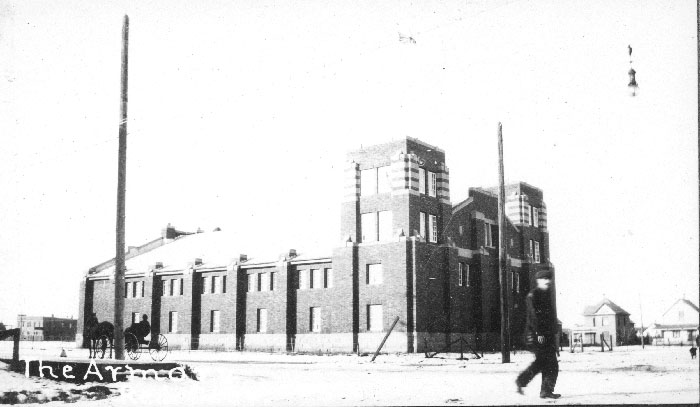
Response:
[[153, 262, 163, 269], [288, 249, 297, 258], [194, 258, 203, 266], [239, 254, 247, 263]]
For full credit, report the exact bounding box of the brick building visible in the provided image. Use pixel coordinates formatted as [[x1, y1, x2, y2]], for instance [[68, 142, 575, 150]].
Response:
[[16, 315, 77, 341], [77, 137, 555, 353]]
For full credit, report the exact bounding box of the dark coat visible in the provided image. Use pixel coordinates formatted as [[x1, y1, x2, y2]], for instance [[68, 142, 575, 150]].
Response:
[[524, 287, 556, 346]]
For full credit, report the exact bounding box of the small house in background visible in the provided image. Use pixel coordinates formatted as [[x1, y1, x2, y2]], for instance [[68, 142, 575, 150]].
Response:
[[570, 298, 635, 347], [16, 315, 77, 342], [643, 298, 699, 346]]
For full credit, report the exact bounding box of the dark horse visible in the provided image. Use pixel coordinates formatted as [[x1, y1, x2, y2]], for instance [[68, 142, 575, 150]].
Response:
[[85, 317, 114, 359]]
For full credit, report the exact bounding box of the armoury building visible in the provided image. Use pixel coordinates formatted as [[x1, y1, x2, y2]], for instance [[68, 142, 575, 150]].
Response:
[[77, 137, 556, 353]]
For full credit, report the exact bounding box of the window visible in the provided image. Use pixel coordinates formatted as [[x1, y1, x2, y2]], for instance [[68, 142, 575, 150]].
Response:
[[485, 223, 494, 247], [418, 168, 426, 194], [361, 168, 377, 196], [179, 278, 184, 295], [459, 225, 464, 235], [298, 270, 308, 290], [324, 268, 333, 288], [467, 265, 476, 287], [534, 241, 541, 263], [209, 310, 220, 333], [269, 272, 275, 291], [419, 212, 427, 239], [162, 280, 168, 296], [257, 309, 267, 333], [310, 269, 321, 289], [378, 210, 392, 241], [211, 276, 218, 294], [131, 312, 139, 324], [368, 304, 383, 332], [377, 166, 391, 194], [132, 281, 137, 298], [428, 171, 437, 197], [361, 212, 377, 243], [593, 317, 596, 327], [170, 279, 175, 296], [602, 317, 609, 326], [201, 276, 208, 295], [532, 207, 539, 228], [257, 273, 263, 291], [511, 272, 520, 293], [222, 276, 227, 294], [125, 282, 130, 298], [367, 264, 383, 285], [168, 311, 178, 333], [141, 281, 145, 297], [247, 274, 253, 292], [458, 263, 465, 287], [672, 330, 680, 338], [259, 273, 269, 292], [310, 307, 322, 332], [529, 240, 535, 260], [429, 214, 438, 243]]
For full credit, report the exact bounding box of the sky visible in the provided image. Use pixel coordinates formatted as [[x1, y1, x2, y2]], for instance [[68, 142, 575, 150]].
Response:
[[0, 0, 697, 329]]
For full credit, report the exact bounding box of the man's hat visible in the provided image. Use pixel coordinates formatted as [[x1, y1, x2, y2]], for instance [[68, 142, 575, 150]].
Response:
[[535, 270, 553, 280]]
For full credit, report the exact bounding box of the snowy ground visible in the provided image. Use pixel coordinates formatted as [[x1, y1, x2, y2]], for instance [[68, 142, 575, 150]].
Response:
[[1, 341, 698, 405]]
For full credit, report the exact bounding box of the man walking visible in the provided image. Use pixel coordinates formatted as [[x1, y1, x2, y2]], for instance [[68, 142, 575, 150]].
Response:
[[516, 269, 560, 399]]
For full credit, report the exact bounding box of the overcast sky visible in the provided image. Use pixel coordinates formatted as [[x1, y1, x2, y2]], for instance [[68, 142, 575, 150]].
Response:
[[0, 0, 697, 328]]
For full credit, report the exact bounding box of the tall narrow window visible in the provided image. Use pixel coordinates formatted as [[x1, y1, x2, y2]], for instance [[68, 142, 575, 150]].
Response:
[[311, 269, 321, 289], [418, 168, 426, 194], [361, 168, 377, 197], [222, 275, 227, 294], [257, 309, 268, 333], [367, 264, 383, 285], [169, 279, 175, 296], [377, 166, 391, 194], [257, 273, 263, 291], [532, 207, 539, 228], [428, 171, 437, 197], [269, 272, 275, 291], [378, 210, 392, 241], [529, 240, 535, 261], [247, 274, 253, 292], [310, 307, 322, 332], [132, 281, 137, 298], [485, 223, 493, 247], [140, 281, 145, 297], [125, 282, 130, 298], [324, 268, 333, 288], [162, 280, 167, 297], [260, 273, 269, 292], [132, 312, 139, 324], [168, 311, 178, 333], [368, 304, 383, 332], [429, 214, 438, 243], [179, 278, 184, 296], [298, 270, 308, 290], [458, 263, 465, 286], [419, 212, 427, 239], [534, 241, 541, 263], [210, 310, 220, 333], [201, 276, 208, 295], [361, 212, 377, 242], [467, 265, 475, 287]]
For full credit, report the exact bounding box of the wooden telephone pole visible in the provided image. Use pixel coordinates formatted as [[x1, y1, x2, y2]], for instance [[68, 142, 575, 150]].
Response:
[[114, 14, 129, 360], [497, 122, 511, 363]]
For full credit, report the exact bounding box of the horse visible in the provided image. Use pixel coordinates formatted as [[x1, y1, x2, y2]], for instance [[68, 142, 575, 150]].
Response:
[[86, 318, 114, 359]]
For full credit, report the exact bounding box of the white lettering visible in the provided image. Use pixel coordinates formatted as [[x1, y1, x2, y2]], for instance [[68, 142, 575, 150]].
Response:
[[169, 366, 186, 381], [39, 360, 57, 379], [24, 359, 32, 378], [142, 368, 162, 381], [82, 359, 104, 381], [104, 366, 121, 382], [124, 364, 137, 379], [62, 365, 75, 379]]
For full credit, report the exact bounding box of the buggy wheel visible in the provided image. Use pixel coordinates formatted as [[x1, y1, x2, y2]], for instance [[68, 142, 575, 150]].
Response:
[[149, 334, 169, 361], [125, 332, 141, 361], [97, 335, 109, 359]]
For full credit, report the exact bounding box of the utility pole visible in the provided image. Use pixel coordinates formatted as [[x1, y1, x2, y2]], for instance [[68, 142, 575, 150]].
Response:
[[638, 293, 645, 349], [114, 14, 129, 360], [497, 122, 511, 363]]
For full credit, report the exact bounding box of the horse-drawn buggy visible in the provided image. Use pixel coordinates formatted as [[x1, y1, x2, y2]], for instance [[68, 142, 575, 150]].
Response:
[[86, 313, 169, 361]]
